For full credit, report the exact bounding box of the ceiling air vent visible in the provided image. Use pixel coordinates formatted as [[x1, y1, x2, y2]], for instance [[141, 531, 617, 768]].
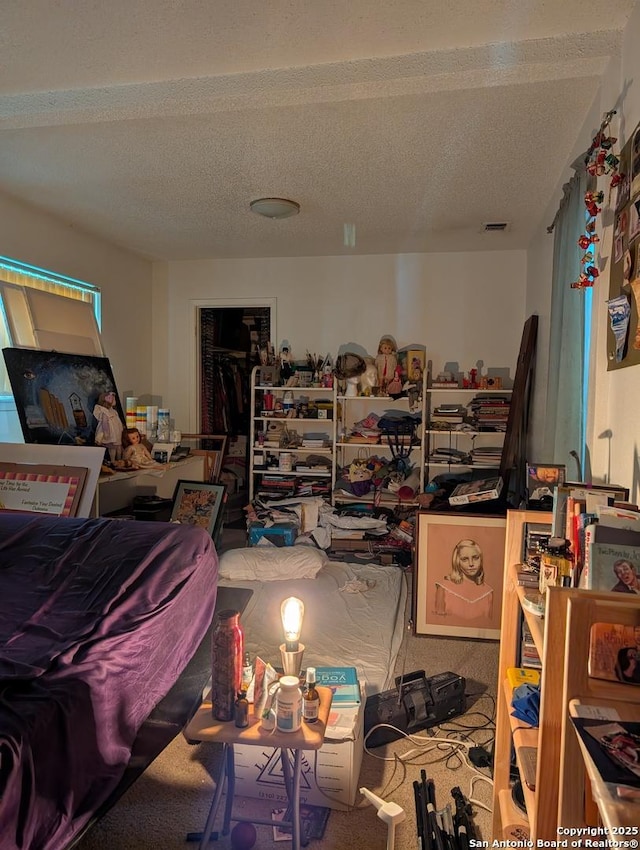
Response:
[[482, 221, 510, 232]]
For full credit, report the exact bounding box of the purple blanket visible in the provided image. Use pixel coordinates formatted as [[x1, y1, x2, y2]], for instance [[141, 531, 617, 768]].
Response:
[[0, 514, 218, 850]]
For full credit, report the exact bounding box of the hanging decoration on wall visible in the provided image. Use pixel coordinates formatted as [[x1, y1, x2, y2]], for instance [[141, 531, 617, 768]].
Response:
[[572, 109, 623, 289]]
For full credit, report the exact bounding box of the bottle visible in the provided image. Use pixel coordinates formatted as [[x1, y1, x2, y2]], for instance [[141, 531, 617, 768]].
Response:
[[276, 675, 302, 733], [157, 408, 170, 442], [234, 690, 249, 728], [303, 667, 320, 723], [242, 651, 253, 689], [211, 609, 244, 722]]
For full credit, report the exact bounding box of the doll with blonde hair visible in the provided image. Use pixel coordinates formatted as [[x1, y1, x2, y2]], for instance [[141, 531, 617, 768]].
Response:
[[375, 335, 398, 393]]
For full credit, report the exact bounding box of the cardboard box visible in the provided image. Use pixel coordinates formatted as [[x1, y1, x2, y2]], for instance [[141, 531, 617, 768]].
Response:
[[232, 696, 364, 811]]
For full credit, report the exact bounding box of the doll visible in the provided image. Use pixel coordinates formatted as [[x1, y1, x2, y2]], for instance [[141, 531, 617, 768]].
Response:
[[122, 427, 163, 469], [375, 335, 398, 393], [93, 391, 124, 462]]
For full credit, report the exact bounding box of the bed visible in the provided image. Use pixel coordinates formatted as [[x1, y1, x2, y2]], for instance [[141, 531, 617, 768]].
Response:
[[217, 547, 408, 696], [0, 513, 219, 850]]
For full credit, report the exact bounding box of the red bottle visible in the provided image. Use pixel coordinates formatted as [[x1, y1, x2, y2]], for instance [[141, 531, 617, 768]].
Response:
[[211, 609, 244, 721]]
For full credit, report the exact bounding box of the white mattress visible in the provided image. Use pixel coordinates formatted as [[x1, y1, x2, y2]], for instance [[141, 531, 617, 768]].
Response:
[[219, 560, 407, 696]]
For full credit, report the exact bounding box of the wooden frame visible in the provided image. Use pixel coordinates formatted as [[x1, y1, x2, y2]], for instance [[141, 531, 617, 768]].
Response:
[[180, 434, 228, 482], [169, 479, 226, 541], [414, 511, 506, 639]]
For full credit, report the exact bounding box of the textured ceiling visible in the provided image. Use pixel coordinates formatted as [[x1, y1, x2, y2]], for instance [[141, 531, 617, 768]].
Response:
[[0, 1, 636, 260]]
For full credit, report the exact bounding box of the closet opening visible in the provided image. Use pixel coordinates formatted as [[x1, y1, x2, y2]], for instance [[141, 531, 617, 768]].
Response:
[[197, 304, 273, 524]]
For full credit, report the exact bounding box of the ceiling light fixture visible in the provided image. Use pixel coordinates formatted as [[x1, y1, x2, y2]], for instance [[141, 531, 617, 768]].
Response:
[[250, 197, 300, 219]]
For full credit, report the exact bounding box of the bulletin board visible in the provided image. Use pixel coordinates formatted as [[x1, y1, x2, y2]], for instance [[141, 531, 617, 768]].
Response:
[[607, 118, 640, 369]]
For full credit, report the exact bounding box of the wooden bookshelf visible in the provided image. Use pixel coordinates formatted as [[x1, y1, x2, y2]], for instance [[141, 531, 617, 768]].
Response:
[[492, 510, 640, 839]]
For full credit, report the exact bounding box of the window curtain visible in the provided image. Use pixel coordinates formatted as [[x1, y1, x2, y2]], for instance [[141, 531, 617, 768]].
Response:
[[543, 165, 589, 471]]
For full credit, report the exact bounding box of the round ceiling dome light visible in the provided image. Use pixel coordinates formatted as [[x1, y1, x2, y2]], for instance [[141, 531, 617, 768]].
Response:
[[249, 197, 300, 219]]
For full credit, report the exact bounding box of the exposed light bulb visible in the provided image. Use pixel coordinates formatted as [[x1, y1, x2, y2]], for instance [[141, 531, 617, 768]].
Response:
[[281, 596, 304, 652]]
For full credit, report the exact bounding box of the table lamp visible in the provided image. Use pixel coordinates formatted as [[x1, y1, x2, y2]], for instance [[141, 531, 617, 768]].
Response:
[[280, 596, 305, 676]]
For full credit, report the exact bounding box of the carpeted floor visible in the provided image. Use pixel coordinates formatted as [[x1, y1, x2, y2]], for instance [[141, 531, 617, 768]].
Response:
[[76, 533, 499, 850]]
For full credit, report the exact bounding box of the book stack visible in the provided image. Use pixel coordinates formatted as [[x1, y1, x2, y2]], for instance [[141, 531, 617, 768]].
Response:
[[428, 447, 471, 465], [295, 477, 332, 497], [301, 432, 331, 448], [521, 622, 542, 669], [430, 404, 467, 425], [516, 567, 539, 589], [550, 482, 634, 588], [255, 474, 297, 500], [467, 394, 511, 430], [469, 445, 503, 466]]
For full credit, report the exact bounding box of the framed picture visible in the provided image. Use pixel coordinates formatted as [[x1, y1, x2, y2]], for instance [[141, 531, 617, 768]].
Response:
[[0, 462, 88, 517], [169, 479, 227, 540], [414, 512, 507, 639], [526, 462, 566, 502], [2, 347, 124, 449], [405, 349, 426, 383]]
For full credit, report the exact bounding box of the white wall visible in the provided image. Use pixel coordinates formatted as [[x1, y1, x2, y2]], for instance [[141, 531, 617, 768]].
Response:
[[154, 250, 527, 433], [1, 192, 154, 407], [526, 1, 640, 500]]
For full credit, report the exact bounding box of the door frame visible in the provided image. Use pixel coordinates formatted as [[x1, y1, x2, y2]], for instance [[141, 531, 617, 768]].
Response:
[[188, 297, 277, 431]]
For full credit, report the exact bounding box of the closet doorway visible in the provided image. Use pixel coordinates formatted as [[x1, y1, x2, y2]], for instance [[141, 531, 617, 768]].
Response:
[[197, 301, 274, 437]]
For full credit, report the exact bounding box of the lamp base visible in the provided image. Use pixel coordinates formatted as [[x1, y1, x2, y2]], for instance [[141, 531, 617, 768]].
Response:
[[280, 643, 305, 677]]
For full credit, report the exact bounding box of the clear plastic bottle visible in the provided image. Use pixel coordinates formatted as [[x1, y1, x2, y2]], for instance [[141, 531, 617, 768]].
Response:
[[303, 667, 320, 723], [276, 676, 302, 733]]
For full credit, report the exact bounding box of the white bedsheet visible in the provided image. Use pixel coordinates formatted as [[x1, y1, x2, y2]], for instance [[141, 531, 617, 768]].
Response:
[[219, 560, 407, 697]]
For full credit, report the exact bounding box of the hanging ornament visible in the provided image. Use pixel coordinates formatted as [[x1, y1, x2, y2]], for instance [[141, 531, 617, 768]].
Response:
[[572, 109, 623, 290]]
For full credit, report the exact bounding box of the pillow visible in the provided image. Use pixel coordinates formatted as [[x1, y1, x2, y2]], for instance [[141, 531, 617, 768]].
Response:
[[218, 545, 328, 581]]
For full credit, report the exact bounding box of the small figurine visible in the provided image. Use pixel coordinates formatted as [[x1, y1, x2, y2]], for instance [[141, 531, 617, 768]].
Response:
[[279, 344, 294, 381], [122, 427, 163, 469], [375, 335, 398, 394], [93, 390, 124, 462]]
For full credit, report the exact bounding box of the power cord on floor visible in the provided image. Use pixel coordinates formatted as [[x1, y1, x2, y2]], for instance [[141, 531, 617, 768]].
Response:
[[363, 723, 494, 815]]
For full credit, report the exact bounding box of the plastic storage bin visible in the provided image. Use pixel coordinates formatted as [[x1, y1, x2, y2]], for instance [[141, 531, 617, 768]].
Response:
[[247, 523, 297, 547]]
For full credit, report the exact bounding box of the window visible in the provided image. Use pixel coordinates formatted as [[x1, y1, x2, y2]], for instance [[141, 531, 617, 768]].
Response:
[[0, 257, 101, 442], [543, 167, 591, 477]]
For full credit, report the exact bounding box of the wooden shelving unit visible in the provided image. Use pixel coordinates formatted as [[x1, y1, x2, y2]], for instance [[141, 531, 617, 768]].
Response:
[[493, 509, 640, 839]]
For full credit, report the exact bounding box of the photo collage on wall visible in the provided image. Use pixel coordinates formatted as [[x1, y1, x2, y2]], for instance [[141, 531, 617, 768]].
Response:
[[609, 118, 640, 368]]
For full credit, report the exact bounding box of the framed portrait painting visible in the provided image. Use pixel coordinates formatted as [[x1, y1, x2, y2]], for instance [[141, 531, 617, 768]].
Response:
[[169, 480, 227, 541], [414, 512, 507, 640]]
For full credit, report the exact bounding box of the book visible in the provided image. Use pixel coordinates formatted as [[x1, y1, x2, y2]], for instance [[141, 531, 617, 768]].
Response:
[[314, 666, 360, 705], [552, 483, 630, 539], [585, 524, 640, 593], [588, 623, 640, 686], [448, 475, 503, 505]]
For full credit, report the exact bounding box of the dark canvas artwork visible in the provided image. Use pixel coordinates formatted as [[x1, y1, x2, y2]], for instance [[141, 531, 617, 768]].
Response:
[[3, 347, 125, 448]]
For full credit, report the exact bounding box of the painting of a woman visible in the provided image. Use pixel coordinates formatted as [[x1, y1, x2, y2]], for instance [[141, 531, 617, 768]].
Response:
[[415, 513, 505, 638], [434, 539, 494, 621]]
